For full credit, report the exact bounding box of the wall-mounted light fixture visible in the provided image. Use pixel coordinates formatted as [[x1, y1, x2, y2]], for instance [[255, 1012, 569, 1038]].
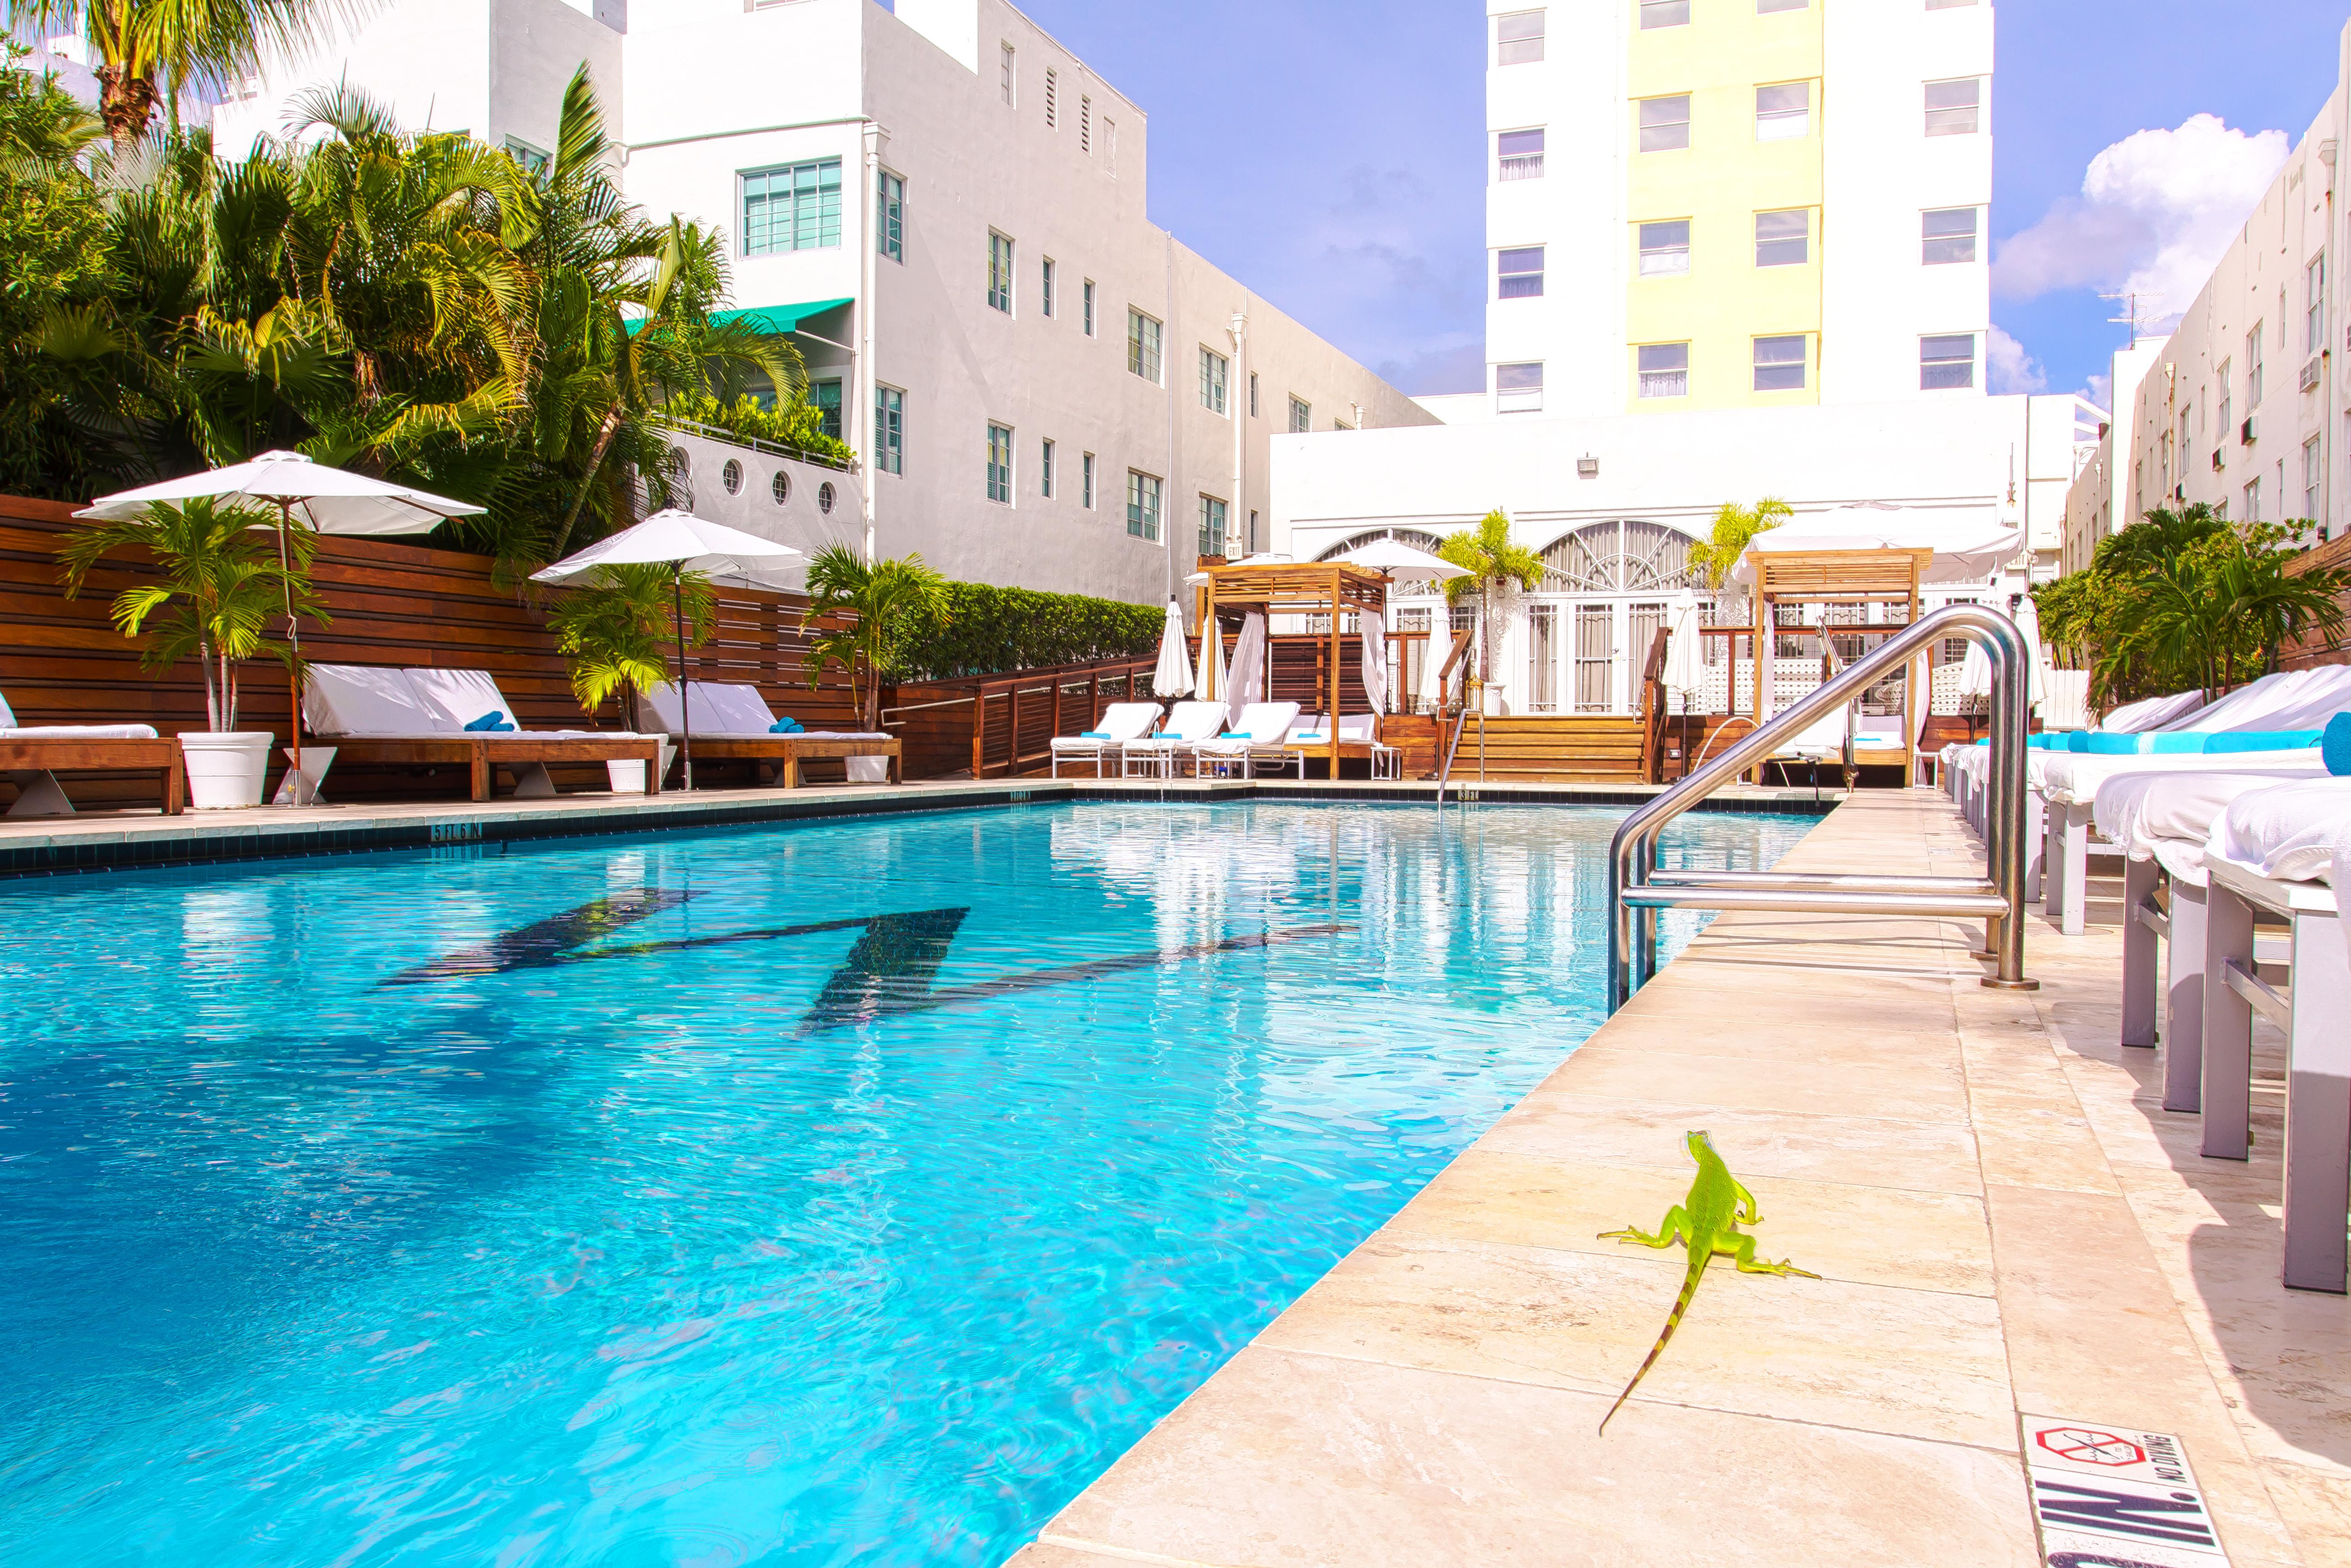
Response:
[[1576, 454, 1600, 478]]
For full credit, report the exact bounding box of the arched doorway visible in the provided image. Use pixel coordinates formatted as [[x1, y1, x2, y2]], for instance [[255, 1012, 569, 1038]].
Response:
[[1527, 520, 1704, 714]]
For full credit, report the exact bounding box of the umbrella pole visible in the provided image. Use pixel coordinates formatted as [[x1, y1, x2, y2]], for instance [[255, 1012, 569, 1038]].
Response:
[[278, 501, 306, 806], [674, 567, 694, 792]]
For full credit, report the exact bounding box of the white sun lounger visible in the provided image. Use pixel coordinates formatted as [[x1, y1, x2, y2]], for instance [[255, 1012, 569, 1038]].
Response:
[[0, 688, 175, 816], [1049, 701, 1161, 778], [1191, 702, 1305, 779], [303, 664, 663, 800], [641, 681, 900, 785], [1121, 700, 1230, 778], [2197, 776, 2351, 1292]]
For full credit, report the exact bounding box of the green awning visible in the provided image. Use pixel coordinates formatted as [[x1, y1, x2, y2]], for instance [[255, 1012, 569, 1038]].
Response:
[[627, 297, 855, 336]]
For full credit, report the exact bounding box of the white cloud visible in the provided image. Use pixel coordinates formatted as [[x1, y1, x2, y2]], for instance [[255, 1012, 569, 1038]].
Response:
[[1993, 114, 2290, 316], [1988, 326, 2047, 395], [2083, 373, 2112, 413]]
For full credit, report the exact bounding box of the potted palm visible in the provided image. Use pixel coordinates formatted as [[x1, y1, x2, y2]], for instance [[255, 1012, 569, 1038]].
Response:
[[544, 562, 714, 791], [59, 498, 326, 808], [1437, 510, 1545, 714], [802, 544, 948, 777]]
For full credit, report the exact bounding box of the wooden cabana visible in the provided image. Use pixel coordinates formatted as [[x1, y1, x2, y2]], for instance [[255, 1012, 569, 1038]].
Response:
[[1194, 560, 1389, 778], [1740, 546, 1932, 785]]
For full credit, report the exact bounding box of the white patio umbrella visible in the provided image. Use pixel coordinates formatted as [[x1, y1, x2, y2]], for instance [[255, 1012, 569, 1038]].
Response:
[[1335, 538, 1471, 583], [1152, 600, 1194, 699], [532, 509, 803, 790], [1662, 590, 1705, 713], [79, 450, 486, 803], [1727, 502, 2025, 590]]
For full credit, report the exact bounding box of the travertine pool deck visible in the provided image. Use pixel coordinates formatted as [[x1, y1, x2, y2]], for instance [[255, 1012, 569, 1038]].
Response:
[[1011, 789, 2351, 1567]]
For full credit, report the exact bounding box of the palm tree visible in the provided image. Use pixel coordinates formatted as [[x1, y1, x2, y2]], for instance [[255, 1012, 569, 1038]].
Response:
[[8, 0, 345, 150], [2210, 537, 2348, 681], [802, 544, 950, 731], [2094, 503, 2226, 577], [1688, 497, 1792, 591], [57, 496, 326, 729], [1436, 509, 1545, 695], [545, 561, 714, 732]]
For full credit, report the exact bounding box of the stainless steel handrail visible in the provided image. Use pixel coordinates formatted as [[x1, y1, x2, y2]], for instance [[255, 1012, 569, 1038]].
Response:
[[1605, 602, 2035, 1009]]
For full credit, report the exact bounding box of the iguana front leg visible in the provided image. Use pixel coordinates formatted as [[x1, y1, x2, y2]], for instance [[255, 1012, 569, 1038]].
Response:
[[1600, 1204, 1693, 1250], [1732, 1180, 1762, 1225], [1723, 1229, 1819, 1279]]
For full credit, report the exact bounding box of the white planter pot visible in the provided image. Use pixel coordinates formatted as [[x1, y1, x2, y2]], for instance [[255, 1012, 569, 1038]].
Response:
[[847, 754, 891, 784], [606, 740, 676, 795], [181, 731, 274, 810]]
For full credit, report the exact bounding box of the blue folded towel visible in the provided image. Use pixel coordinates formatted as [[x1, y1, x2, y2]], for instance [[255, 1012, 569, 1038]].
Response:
[[2204, 728, 2324, 755], [769, 718, 804, 734], [2084, 733, 2142, 755], [2325, 713, 2351, 776], [1293, 733, 1328, 743], [2148, 732, 2206, 754], [463, 712, 514, 732], [1078, 730, 1113, 739]]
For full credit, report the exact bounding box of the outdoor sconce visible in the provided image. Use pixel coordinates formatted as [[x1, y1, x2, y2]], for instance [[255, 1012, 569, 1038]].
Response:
[[1576, 454, 1600, 478]]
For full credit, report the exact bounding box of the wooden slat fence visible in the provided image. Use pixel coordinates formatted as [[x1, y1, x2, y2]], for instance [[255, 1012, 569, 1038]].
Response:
[[0, 492, 863, 805]]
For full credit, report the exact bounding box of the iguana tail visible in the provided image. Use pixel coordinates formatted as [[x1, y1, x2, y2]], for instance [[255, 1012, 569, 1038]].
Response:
[[1598, 1258, 1704, 1435]]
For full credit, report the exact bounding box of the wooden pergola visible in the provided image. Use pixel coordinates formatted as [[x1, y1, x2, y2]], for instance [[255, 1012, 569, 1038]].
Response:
[[1741, 547, 1932, 785], [1195, 560, 1389, 777]]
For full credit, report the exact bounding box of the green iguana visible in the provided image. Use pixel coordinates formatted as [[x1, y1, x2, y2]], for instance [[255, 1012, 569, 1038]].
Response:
[[1596, 1130, 1818, 1434]]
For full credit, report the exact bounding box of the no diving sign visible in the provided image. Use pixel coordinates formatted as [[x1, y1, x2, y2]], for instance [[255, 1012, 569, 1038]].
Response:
[[2021, 1415, 2231, 1568]]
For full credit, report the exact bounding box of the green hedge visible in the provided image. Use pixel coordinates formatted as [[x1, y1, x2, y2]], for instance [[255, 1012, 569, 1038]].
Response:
[[897, 582, 1164, 679]]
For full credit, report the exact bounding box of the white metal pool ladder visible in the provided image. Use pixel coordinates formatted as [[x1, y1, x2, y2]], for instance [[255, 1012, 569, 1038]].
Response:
[[1605, 602, 2037, 1010]]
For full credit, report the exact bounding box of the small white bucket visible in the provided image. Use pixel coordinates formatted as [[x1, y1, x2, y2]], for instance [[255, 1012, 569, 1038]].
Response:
[[847, 754, 891, 784], [180, 731, 274, 810]]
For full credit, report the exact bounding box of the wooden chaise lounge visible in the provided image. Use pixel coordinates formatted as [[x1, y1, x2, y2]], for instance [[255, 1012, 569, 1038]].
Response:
[[0, 728, 185, 816], [645, 682, 903, 788], [304, 665, 663, 802]]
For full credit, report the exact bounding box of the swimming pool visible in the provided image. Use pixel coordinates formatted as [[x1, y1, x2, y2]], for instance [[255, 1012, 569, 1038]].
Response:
[[0, 800, 1813, 1566]]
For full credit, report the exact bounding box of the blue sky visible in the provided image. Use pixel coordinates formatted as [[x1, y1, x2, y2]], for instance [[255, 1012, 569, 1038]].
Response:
[[998, 0, 2351, 406]]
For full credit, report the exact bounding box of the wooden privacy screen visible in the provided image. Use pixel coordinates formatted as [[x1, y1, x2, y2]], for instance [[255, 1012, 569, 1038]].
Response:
[[0, 492, 862, 805]]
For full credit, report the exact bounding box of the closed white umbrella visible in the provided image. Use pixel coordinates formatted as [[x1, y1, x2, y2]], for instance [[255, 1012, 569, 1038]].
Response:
[[533, 509, 803, 790], [2013, 590, 2050, 709], [1152, 600, 1194, 699], [80, 450, 487, 803], [1662, 590, 1704, 714], [1203, 614, 1230, 713]]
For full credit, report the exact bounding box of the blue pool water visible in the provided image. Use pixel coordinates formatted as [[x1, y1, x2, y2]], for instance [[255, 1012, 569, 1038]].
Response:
[[0, 801, 1812, 1566]]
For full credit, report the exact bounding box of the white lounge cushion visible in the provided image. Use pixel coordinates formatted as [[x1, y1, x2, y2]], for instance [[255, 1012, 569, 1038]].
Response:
[[2094, 765, 2328, 886], [1196, 701, 1303, 753], [0, 688, 13, 726], [2103, 689, 2208, 733], [305, 664, 435, 736], [640, 681, 689, 734], [1052, 702, 1161, 750], [2208, 776, 2351, 887], [2040, 748, 2324, 804], [1125, 701, 1229, 749], [791, 732, 893, 741], [697, 682, 779, 733], [0, 724, 161, 740], [404, 668, 517, 732]]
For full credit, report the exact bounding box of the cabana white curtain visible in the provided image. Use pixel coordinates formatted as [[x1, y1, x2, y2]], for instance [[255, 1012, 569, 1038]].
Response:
[[1228, 612, 1267, 719], [1360, 611, 1388, 714]]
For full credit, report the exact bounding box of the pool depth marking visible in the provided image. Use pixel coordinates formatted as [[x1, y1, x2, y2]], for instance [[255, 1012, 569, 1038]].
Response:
[[386, 890, 1353, 1033]]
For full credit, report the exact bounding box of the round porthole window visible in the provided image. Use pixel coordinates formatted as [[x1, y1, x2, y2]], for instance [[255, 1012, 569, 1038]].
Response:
[[817, 481, 836, 515], [771, 469, 791, 506], [721, 458, 743, 495]]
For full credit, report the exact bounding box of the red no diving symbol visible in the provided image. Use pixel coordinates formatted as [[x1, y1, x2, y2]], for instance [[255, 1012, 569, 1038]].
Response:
[[2038, 1428, 2146, 1466]]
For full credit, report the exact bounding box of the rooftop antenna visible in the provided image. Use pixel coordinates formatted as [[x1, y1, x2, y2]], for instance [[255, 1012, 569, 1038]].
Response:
[[2100, 289, 2152, 346]]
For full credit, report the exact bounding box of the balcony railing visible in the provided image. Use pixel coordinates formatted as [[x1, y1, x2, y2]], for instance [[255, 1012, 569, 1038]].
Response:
[[1498, 153, 1544, 181]]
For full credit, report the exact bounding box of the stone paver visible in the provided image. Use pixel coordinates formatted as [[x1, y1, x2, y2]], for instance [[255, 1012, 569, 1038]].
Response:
[[1012, 790, 2351, 1568]]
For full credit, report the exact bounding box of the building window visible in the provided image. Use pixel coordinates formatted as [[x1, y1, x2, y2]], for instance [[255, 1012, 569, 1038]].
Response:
[[1754, 335, 1808, 392], [987, 231, 1014, 313], [2305, 435, 2323, 519], [1498, 128, 1545, 181], [1755, 82, 1810, 140], [1497, 361, 1543, 414], [2217, 360, 2232, 435], [741, 158, 842, 254], [1105, 118, 1117, 175], [1082, 279, 1096, 336], [1080, 95, 1093, 154], [1920, 333, 1977, 390], [1497, 245, 1545, 298], [1758, 0, 1809, 11], [2247, 327, 2264, 406], [1127, 308, 1163, 382], [2308, 254, 2328, 354], [1198, 494, 1227, 558], [1755, 209, 1810, 268], [1200, 346, 1229, 414], [1925, 78, 1982, 137], [1639, 94, 1692, 153], [875, 170, 905, 263], [999, 41, 1015, 106], [1638, 220, 1690, 277], [1127, 470, 1162, 540], [504, 137, 549, 176], [1289, 395, 1311, 433], [1249, 372, 1260, 417], [1925, 0, 1977, 8], [1045, 67, 1058, 129], [1638, 343, 1688, 399], [1041, 256, 1056, 317], [874, 385, 904, 475], [2244, 476, 2262, 522], [813, 378, 843, 442], [1082, 452, 1097, 508], [1922, 206, 1978, 264], [1041, 438, 1056, 498], [1639, 0, 1689, 27], [986, 422, 1014, 503], [1496, 10, 1544, 65]]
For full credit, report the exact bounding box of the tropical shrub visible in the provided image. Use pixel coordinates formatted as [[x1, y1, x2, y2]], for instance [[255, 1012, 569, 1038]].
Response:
[[1438, 509, 1545, 685], [662, 393, 852, 467], [544, 562, 715, 731], [803, 545, 952, 730], [1688, 497, 1791, 591], [894, 582, 1165, 680]]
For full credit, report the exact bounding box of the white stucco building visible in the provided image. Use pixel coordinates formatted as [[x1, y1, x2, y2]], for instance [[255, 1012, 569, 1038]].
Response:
[[208, 0, 1434, 605], [1469, 0, 1995, 422]]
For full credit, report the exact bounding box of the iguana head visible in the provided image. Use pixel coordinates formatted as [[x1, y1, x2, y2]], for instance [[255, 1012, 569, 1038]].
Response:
[[1684, 1130, 1714, 1161]]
